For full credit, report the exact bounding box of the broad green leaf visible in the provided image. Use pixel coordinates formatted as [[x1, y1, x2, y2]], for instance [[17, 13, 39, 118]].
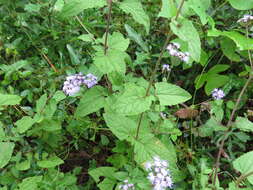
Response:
[[119, 0, 150, 33], [234, 117, 253, 132], [0, 94, 22, 106], [60, 0, 106, 18], [97, 178, 116, 190], [208, 29, 253, 50], [0, 142, 15, 168], [93, 50, 127, 74], [228, 0, 253, 10], [15, 116, 35, 133], [89, 167, 117, 182], [124, 24, 149, 52], [205, 74, 229, 95], [0, 60, 29, 78], [37, 156, 64, 168], [77, 34, 94, 42], [111, 83, 153, 115], [75, 86, 106, 118], [158, 0, 176, 19], [233, 151, 253, 185], [18, 176, 42, 190], [220, 38, 241, 62], [36, 94, 47, 113], [188, 0, 210, 25], [194, 73, 208, 89], [53, 0, 64, 12], [107, 32, 130, 52], [16, 160, 30, 171], [103, 113, 136, 141], [52, 90, 66, 102], [43, 99, 57, 118], [39, 119, 61, 131], [208, 64, 230, 74], [0, 126, 5, 141], [170, 18, 201, 62], [24, 3, 41, 13], [155, 82, 191, 106]]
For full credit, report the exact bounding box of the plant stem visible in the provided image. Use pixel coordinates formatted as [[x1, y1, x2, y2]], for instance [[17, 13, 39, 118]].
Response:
[[135, 0, 186, 140], [75, 16, 96, 41], [236, 171, 253, 187], [212, 26, 253, 188], [104, 0, 113, 55]]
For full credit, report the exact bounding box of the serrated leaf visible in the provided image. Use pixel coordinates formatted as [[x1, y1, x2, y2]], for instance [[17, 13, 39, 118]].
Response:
[[60, 0, 106, 18], [37, 156, 64, 168], [0, 142, 15, 168], [155, 82, 191, 106], [234, 117, 253, 132], [0, 94, 22, 106], [170, 18, 201, 62], [94, 50, 127, 74], [111, 83, 153, 115], [18, 176, 42, 190], [89, 167, 117, 182], [119, 0, 150, 33], [228, 0, 253, 10], [233, 151, 253, 185], [15, 116, 35, 133], [75, 86, 106, 118], [158, 0, 176, 19], [124, 24, 149, 52], [107, 32, 130, 52]]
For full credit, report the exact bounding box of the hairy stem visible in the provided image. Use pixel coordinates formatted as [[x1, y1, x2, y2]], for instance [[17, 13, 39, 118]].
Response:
[[135, 0, 185, 140], [236, 171, 253, 187], [104, 0, 113, 55], [212, 26, 253, 188]]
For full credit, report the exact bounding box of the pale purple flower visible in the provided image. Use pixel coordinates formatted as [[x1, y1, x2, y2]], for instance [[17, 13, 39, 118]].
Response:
[[119, 180, 135, 190], [166, 43, 190, 63], [237, 14, 253, 23], [145, 156, 173, 190], [83, 73, 98, 88], [162, 64, 171, 72], [212, 88, 225, 100]]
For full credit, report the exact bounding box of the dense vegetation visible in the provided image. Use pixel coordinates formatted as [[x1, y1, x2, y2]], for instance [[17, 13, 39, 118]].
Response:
[[0, 0, 253, 189]]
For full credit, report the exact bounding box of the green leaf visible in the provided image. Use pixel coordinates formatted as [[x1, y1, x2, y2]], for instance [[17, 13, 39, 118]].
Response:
[[124, 24, 149, 52], [93, 50, 127, 74], [158, 0, 176, 19], [205, 74, 229, 95], [53, 0, 64, 12], [208, 29, 253, 50], [233, 151, 253, 185], [0, 142, 15, 168], [111, 83, 153, 115], [37, 156, 64, 168], [220, 38, 241, 62], [52, 91, 66, 102], [24, 3, 41, 13], [18, 176, 42, 190], [15, 116, 35, 133], [188, 0, 210, 25], [107, 32, 130, 52], [36, 94, 47, 113], [170, 18, 201, 62], [207, 64, 230, 74], [119, 0, 150, 33], [89, 167, 117, 182], [39, 119, 61, 132], [228, 0, 253, 10], [97, 178, 116, 190], [77, 34, 94, 42], [103, 113, 136, 141], [0, 60, 29, 78], [60, 0, 106, 18], [234, 117, 253, 132], [155, 82, 191, 106], [66, 44, 80, 65], [75, 86, 107, 118], [0, 94, 22, 106], [16, 160, 30, 171]]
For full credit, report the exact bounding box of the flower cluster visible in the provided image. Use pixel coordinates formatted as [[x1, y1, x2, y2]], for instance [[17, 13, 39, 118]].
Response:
[[63, 73, 98, 96], [119, 180, 135, 190], [237, 15, 253, 24], [166, 42, 190, 63], [162, 64, 171, 72], [212, 88, 225, 100], [145, 156, 173, 190]]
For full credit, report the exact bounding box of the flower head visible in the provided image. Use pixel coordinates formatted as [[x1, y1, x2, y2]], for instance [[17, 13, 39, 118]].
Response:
[[237, 15, 253, 24], [162, 64, 171, 72], [145, 156, 173, 190], [83, 73, 98, 88], [119, 180, 135, 190], [166, 43, 190, 63], [212, 88, 225, 100]]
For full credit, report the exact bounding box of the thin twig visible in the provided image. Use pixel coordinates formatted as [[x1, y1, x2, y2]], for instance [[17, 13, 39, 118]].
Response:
[[212, 25, 253, 188], [236, 171, 253, 187], [75, 16, 96, 41], [135, 0, 186, 140], [104, 0, 113, 55]]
